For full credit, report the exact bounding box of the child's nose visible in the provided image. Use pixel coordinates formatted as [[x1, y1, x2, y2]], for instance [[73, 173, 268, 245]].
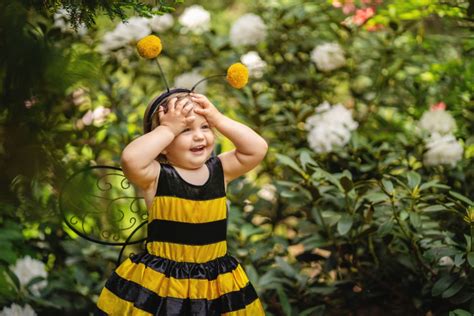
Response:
[[193, 130, 204, 140]]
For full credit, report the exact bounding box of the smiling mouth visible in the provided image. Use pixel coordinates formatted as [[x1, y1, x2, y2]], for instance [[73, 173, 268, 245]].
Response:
[[190, 145, 205, 152]]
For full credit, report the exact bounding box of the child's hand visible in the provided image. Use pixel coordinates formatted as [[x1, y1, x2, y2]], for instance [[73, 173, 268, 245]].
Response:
[[158, 97, 195, 136], [190, 93, 223, 128]]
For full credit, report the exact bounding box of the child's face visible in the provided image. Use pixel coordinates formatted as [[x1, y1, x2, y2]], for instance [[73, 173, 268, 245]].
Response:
[[162, 108, 215, 168]]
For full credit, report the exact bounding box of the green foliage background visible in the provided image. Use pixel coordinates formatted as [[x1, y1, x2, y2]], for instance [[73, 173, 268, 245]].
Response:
[[0, 0, 473, 315]]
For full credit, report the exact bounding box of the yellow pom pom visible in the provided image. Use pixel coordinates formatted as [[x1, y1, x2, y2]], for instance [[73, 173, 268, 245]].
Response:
[[136, 35, 162, 59], [226, 63, 249, 89]]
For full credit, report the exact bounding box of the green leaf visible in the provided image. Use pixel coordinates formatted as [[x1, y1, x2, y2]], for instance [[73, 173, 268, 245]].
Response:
[[0, 227, 23, 242], [275, 257, 297, 278], [449, 191, 473, 206], [300, 305, 325, 316], [0, 267, 16, 303], [308, 286, 338, 295], [311, 207, 325, 227], [377, 219, 393, 236], [409, 212, 421, 228], [420, 180, 443, 191], [449, 309, 472, 316], [425, 248, 459, 261], [337, 214, 353, 236], [322, 211, 341, 227], [299, 150, 318, 171], [240, 224, 263, 241], [454, 253, 465, 267], [467, 252, 474, 267], [244, 264, 258, 285], [280, 190, 299, 198], [400, 210, 409, 220], [449, 290, 474, 305], [442, 278, 466, 298], [381, 179, 394, 195], [422, 205, 448, 213], [340, 176, 353, 192], [0, 242, 17, 264], [276, 153, 305, 176], [276, 286, 291, 316], [406, 171, 421, 189], [312, 169, 343, 191], [364, 192, 388, 204], [257, 271, 281, 289], [432, 274, 457, 296]]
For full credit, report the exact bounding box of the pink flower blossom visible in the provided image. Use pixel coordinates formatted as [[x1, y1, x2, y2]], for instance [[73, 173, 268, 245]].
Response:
[[430, 101, 447, 111], [332, 0, 356, 14], [352, 7, 375, 25]]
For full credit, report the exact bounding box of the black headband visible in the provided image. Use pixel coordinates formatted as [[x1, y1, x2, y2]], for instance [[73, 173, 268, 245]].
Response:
[[143, 88, 191, 134]]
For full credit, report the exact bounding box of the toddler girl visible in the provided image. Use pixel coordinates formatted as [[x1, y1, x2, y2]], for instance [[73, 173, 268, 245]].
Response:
[[96, 89, 268, 315]]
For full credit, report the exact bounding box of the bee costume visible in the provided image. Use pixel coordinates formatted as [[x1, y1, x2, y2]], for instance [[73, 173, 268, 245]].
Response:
[[95, 35, 265, 315]]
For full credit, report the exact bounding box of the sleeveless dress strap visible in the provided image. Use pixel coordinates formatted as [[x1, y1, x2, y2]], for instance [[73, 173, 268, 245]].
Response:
[[205, 156, 225, 194], [155, 156, 226, 199]]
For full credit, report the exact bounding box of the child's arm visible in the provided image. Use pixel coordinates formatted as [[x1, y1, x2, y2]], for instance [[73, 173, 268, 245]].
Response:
[[121, 97, 195, 190], [191, 93, 268, 183]]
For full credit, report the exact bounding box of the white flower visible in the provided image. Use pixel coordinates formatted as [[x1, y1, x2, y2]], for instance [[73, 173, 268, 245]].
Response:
[[257, 184, 277, 202], [418, 110, 457, 135], [241, 51, 267, 78], [310, 42, 346, 72], [305, 101, 358, 153], [178, 5, 211, 34], [98, 17, 151, 54], [174, 71, 206, 94], [438, 256, 454, 267], [0, 303, 37, 316], [53, 8, 88, 36], [230, 14, 267, 47], [71, 88, 90, 106], [82, 106, 111, 126], [423, 133, 463, 167], [11, 256, 47, 296], [150, 13, 174, 32]]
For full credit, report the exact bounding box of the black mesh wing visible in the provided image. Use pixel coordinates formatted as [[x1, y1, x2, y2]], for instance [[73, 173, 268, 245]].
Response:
[[59, 165, 148, 248]]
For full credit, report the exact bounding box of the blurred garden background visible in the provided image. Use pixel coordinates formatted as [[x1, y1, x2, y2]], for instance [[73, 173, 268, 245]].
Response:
[[1, 0, 473, 315]]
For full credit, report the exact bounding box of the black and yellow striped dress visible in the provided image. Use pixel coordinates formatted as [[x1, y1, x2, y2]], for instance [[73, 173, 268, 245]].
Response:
[[96, 156, 265, 315]]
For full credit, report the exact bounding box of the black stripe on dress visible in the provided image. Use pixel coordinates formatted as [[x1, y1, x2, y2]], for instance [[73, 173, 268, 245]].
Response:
[[129, 252, 239, 280], [156, 156, 226, 201], [104, 271, 259, 315], [147, 219, 227, 245]]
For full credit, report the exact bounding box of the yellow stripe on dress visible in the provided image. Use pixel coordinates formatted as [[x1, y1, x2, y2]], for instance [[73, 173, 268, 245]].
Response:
[[222, 298, 266, 316], [146, 241, 227, 263], [150, 196, 227, 223], [97, 287, 152, 316], [115, 258, 249, 300]]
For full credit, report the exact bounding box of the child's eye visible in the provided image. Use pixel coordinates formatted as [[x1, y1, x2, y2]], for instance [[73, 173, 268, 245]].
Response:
[[202, 125, 209, 129], [181, 128, 191, 133]]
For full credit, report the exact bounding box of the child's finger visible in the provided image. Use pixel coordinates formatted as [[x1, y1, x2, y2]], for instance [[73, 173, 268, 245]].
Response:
[[182, 102, 194, 115], [175, 98, 187, 112], [157, 106, 165, 120], [193, 106, 206, 114], [190, 96, 209, 108], [192, 93, 209, 102], [185, 116, 196, 124], [168, 97, 177, 112]]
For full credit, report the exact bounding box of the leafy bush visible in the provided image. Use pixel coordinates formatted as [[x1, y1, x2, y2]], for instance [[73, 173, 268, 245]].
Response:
[[1, 0, 473, 315]]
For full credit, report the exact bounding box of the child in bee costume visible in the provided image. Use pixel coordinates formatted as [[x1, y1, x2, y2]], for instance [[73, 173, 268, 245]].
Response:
[[95, 35, 267, 315]]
